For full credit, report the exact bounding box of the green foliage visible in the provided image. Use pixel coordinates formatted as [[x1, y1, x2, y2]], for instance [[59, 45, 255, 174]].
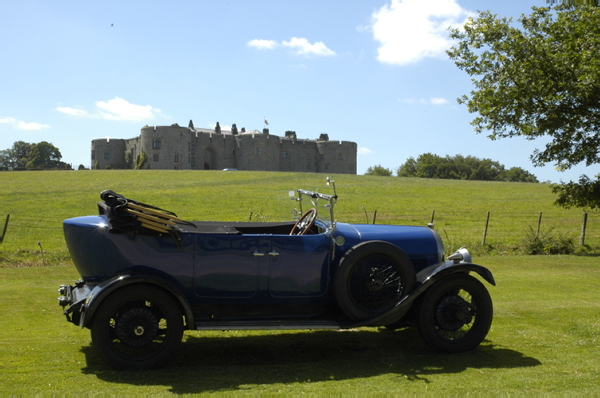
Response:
[[364, 164, 393, 176], [524, 226, 575, 254], [93, 161, 99, 170], [396, 153, 538, 182], [124, 151, 133, 169], [552, 174, 600, 210], [135, 151, 148, 170], [77, 164, 86, 170], [448, 4, 600, 170], [2, 141, 70, 170], [25, 141, 66, 169]]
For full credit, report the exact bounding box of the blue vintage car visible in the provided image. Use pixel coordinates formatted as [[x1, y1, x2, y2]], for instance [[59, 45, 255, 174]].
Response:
[[58, 178, 495, 370]]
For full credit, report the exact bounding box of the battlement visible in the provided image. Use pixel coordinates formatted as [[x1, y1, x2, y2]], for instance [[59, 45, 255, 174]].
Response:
[[92, 122, 357, 174]]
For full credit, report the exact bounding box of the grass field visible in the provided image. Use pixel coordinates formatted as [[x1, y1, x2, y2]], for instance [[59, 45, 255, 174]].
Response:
[[1, 256, 598, 394], [1, 170, 598, 266], [1, 170, 599, 394]]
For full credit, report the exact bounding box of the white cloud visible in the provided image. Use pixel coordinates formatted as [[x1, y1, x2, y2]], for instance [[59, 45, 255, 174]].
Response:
[[56, 107, 90, 117], [430, 97, 449, 105], [56, 97, 162, 122], [358, 147, 374, 155], [282, 37, 335, 56], [96, 97, 161, 121], [248, 37, 336, 57], [247, 39, 278, 50], [400, 97, 449, 105], [371, 0, 474, 66], [0, 117, 50, 130]]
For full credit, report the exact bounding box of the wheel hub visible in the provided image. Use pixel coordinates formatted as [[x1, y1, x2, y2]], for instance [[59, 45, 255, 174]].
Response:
[[435, 295, 473, 332], [115, 307, 159, 347]]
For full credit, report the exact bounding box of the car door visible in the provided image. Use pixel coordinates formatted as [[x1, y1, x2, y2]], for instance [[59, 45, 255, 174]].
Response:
[[267, 232, 332, 298], [194, 234, 263, 298]]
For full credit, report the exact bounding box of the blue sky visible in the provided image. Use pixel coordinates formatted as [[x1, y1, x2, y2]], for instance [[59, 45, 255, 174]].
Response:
[[1, 0, 597, 182]]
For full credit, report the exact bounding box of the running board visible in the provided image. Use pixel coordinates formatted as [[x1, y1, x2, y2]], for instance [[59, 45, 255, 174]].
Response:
[[194, 320, 341, 331]]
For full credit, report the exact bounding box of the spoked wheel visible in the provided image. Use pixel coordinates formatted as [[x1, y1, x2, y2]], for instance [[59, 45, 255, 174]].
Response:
[[334, 241, 416, 321], [90, 285, 183, 370], [417, 274, 493, 353]]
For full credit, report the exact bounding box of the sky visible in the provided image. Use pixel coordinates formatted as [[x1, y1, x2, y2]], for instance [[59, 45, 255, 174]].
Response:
[[1, 0, 597, 182]]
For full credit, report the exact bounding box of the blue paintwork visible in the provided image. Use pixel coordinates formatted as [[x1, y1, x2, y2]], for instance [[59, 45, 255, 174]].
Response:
[[61, 211, 484, 328]]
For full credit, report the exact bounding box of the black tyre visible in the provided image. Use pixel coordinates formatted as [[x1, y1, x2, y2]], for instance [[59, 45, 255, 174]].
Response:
[[417, 274, 493, 353], [334, 241, 416, 321], [90, 285, 184, 370]]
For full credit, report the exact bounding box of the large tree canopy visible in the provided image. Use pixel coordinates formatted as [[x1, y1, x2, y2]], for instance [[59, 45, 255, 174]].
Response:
[[447, 4, 599, 169], [447, 4, 600, 207]]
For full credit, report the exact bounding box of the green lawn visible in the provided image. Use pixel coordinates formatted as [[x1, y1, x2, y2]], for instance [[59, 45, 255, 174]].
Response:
[[1, 256, 598, 394], [1, 170, 598, 266]]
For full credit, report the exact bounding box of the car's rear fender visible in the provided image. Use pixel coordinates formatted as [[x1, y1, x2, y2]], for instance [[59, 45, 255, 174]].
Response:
[[342, 260, 495, 328], [79, 274, 195, 330]]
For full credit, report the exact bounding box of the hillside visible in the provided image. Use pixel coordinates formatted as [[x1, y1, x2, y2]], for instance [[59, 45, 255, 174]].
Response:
[[1, 170, 597, 265]]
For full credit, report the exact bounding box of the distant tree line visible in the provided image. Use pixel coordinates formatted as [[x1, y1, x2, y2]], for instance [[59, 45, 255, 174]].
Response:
[[397, 154, 538, 182], [365, 153, 538, 182], [0, 141, 72, 170]]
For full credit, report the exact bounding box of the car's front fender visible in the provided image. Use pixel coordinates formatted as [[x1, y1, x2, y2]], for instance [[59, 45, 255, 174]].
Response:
[[341, 260, 495, 328], [79, 274, 195, 330]]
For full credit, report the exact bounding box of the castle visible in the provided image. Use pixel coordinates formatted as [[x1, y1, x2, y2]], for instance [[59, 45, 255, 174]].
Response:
[[91, 121, 357, 174]]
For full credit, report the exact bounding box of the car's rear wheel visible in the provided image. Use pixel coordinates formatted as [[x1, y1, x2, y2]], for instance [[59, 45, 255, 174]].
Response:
[[417, 274, 493, 353], [90, 285, 183, 370], [334, 241, 416, 321]]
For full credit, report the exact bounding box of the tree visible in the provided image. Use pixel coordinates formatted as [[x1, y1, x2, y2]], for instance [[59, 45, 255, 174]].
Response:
[[365, 165, 393, 176], [552, 174, 600, 210], [5, 141, 32, 169], [447, 4, 599, 206], [25, 141, 64, 169], [396, 153, 539, 182]]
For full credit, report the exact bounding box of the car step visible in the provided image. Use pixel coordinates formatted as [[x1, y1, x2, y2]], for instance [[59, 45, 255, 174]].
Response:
[[194, 320, 341, 330]]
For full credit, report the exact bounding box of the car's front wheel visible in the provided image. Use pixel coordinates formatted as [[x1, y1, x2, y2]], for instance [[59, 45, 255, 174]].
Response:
[[417, 274, 493, 353], [90, 285, 184, 370]]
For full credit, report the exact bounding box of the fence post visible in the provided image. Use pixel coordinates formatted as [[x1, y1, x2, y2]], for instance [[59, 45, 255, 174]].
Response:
[[579, 212, 588, 246], [0, 214, 9, 244], [536, 212, 543, 238], [482, 211, 490, 245]]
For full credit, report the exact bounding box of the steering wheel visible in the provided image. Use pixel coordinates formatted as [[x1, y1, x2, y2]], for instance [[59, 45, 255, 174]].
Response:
[[290, 208, 317, 236]]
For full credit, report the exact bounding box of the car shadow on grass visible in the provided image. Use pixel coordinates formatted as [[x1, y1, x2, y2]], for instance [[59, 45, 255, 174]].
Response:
[[81, 327, 541, 393]]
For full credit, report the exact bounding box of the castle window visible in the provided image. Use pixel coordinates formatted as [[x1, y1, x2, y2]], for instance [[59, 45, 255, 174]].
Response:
[[91, 150, 95, 160], [255, 148, 260, 155], [104, 151, 110, 159], [152, 139, 161, 149], [338, 153, 344, 160], [306, 155, 311, 160], [174, 154, 180, 163], [153, 154, 159, 162], [191, 146, 195, 155], [282, 151, 290, 159], [191, 157, 195, 167]]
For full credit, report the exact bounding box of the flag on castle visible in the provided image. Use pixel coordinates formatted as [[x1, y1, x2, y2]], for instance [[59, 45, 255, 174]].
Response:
[[264, 118, 269, 125]]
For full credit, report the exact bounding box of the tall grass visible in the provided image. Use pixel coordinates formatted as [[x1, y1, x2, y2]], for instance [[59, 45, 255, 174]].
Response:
[[1, 170, 598, 266]]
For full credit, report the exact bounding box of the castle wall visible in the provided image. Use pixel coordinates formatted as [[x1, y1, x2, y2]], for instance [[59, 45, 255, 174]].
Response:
[[91, 138, 126, 169], [91, 124, 357, 174]]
